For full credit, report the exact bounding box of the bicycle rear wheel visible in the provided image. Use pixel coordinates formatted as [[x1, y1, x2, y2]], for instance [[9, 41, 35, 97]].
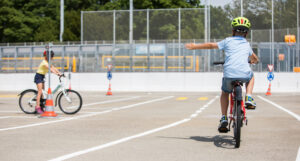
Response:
[[19, 89, 37, 114], [58, 89, 82, 114], [233, 100, 242, 148]]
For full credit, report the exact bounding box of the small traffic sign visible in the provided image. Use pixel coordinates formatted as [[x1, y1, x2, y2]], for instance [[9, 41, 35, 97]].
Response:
[[267, 64, 274, 72], [107, 71, 112, 80], [267, 72, 274, 81]]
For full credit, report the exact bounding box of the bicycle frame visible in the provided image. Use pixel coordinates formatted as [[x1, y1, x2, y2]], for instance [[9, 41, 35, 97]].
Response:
[[228, 82, 247, 131], [41, 76, 72, 106]]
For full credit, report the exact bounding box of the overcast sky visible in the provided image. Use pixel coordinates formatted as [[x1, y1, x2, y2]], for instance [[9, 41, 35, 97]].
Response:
[[201, 0, 232, 7]]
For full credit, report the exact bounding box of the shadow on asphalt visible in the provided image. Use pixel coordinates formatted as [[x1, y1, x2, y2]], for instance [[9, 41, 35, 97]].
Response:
[[159, 135, 236, 149], [190, 135, 236, 149]]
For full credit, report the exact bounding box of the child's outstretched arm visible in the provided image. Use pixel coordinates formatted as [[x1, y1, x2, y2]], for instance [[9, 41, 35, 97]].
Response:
[[249, 53, 259, 64], [185, 43, 218, 50]]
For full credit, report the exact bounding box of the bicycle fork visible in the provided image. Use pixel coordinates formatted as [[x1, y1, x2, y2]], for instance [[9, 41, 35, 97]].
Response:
[[62, 90, 72, 103]]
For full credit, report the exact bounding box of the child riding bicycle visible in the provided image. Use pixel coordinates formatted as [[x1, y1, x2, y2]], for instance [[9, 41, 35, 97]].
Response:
[[34, 50, 62, 114], [185, 17, 259, 132]]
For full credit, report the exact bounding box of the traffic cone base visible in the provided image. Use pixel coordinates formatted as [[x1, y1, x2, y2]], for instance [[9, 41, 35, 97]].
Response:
[[265, 83, 272, 96], [40, 88, 57, 117], [41, 111, 58, 117], [106, 83, 112, 96]]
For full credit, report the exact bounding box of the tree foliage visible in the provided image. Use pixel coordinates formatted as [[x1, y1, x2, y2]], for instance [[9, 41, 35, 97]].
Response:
[[0, 0, 298, 43]]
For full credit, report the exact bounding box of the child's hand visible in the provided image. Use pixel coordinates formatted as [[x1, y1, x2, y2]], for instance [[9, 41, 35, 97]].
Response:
[[185, 43, 195, 50]]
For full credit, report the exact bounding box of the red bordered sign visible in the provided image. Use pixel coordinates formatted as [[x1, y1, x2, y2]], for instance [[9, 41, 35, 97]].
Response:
[[267, 64, 274, 72]]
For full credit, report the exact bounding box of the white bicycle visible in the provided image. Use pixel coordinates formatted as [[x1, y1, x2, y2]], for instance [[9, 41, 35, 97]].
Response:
[[18, 75, 82, 114]]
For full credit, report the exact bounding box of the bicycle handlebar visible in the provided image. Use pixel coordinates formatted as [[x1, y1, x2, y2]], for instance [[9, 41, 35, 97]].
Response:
[[213, 61, 252, 65], [213, 61, 225, 65], [59, 74, 65, 82]]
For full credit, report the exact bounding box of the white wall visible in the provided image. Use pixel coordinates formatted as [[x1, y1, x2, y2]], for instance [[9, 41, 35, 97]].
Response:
[[0, 72, 299, 93]]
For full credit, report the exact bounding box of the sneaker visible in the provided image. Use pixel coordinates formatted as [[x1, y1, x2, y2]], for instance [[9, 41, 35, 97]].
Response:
[[245, 96, 256, 110], [35, 106, 44, 114], [218, 115, 229, 133]]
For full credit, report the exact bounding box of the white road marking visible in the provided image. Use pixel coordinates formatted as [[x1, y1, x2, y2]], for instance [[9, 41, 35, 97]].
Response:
[[0, 116, 11, 119], [82, 96, 140, 109], [258, 95, 300, 121], [0, 116, 37, 119], [0, 111, 20, 113], [296, 146, 300, 161], [0, 96, 174, 132], [48, 95, 219, 161]]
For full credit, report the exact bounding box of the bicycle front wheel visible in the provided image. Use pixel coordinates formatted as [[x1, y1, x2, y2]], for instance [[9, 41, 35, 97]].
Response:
[[19, 89, 37, 114], [58, 89, 82, 114], [233, 100, 242, 148]]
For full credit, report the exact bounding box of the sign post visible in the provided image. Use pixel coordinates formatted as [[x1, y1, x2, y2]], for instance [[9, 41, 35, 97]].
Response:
[[40, 43, 57, 117], [106, 58, 113, 96], [266, 64, 274, 96]]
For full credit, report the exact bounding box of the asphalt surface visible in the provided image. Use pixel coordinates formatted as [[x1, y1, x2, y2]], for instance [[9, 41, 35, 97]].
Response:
[[0, 91, 299, 161]]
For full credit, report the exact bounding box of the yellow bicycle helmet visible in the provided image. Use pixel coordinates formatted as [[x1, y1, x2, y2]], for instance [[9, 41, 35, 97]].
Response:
[[231, 17, 251, 32]]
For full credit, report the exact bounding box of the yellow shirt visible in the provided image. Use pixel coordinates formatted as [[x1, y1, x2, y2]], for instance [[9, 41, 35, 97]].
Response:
[[36, 60, 49, 75]]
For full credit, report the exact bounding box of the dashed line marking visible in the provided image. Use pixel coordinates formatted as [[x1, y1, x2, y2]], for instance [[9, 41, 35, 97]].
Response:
[[48, 95, 219, 161], [0, 94, 18, 98], [198, 97, 208, 101], [0, 96, 174, 132], [176, 97, 188, 101]]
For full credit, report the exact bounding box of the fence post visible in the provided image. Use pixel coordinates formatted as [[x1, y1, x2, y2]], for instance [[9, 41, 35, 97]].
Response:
[[178, 8, 181, 72], [147, 9, 150, 72], [15, 47, 17, 73], [30, 47, 33, 72], [81, 11, 83, 44], [0, 48, 2, 72]]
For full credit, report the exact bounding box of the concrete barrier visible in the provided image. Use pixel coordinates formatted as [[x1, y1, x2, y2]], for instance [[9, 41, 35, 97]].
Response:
[[0, 73, 299, 93]]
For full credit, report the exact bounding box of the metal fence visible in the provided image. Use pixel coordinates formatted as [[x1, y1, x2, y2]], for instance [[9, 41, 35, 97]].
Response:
[[0, 41, 299, 73]]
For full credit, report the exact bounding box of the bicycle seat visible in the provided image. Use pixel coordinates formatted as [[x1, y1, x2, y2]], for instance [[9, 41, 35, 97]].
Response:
[[231, 80, 244, 86]]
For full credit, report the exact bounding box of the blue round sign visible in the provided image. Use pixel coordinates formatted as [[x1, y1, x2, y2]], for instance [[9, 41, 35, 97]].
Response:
[[267, 72, 274, 81], [107, 71, 112, 80]]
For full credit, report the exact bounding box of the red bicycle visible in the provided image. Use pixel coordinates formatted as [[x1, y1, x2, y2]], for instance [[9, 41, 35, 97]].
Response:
[[228, 80, 248, 148], [214, 62, 248, 148]]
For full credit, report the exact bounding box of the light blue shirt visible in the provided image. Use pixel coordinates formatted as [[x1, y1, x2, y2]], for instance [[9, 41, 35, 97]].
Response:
[[217, 36, 253, 79]]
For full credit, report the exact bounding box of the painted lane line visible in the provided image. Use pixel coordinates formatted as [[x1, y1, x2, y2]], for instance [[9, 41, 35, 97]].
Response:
[[296, 146, 300, 161], [48, 119, 190, 161], [297, 146, 300, 161], [83, 96, 140, 109], [258, 96, 300, 121], [0, 111, 20, 113], [0, 116, 38, 119], [48, 95, 219, 161], [0, 116, 11, 119], [0, 97, 140, 117], [0, 96, 174, 132]]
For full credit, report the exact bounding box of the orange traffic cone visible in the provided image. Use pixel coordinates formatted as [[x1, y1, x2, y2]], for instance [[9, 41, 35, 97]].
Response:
[[265, 82, 272, 96], [106, 83, 112, 96], [40, 88, 57, 117]]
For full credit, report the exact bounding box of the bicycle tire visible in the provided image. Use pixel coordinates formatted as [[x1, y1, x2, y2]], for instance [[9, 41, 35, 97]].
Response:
[[234, 100, 242, 148], [19, 89, 37, 114], [58, 89, 82, 114]]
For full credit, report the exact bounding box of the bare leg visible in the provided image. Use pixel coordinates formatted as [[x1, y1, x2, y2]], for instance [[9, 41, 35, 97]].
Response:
[[246, 76, 255, 95], [36, 83, 43, 108], [220, 91, 230, 116]]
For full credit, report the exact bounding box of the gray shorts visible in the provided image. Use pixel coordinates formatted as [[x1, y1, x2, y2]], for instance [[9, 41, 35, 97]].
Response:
[[221, 72, 253, 93]]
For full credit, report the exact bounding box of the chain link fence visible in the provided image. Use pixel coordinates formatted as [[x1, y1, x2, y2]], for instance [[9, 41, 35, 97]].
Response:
[[0, 42, 299, 73]]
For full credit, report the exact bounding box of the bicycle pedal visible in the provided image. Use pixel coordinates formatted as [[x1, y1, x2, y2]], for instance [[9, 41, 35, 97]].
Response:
[[218, 127, 229, 133], [245, 105, 256, 110]]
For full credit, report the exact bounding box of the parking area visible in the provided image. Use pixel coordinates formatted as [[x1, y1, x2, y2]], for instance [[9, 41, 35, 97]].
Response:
[[0, 91, 299, 161]]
